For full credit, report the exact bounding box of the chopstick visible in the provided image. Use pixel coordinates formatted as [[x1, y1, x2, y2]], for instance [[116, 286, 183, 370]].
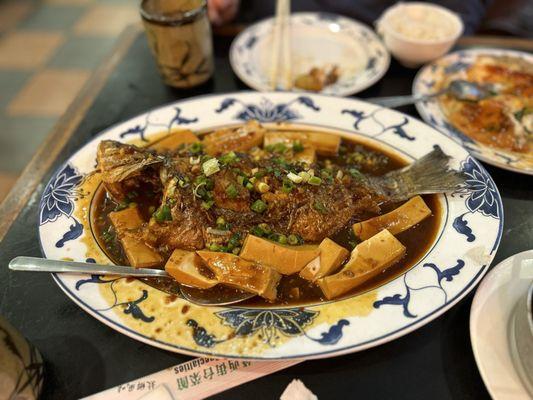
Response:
[[270, 0, 291, 90]]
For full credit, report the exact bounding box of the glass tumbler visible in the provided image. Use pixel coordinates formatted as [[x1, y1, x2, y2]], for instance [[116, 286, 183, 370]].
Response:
[[140, 0, 214, 88]]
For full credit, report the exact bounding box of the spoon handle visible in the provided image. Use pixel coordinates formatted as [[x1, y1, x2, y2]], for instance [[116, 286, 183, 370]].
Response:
[[9, 256, 169, 278], [366, 94, 428, 108]]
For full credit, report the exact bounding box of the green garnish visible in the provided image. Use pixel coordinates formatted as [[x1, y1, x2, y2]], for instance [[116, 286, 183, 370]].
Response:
[[251, 199, 267, 213], [257, 182, 270, 193], [153, 204, 172, 222], [288, 234, 299, 245], [251, 226, 264, 237], [277, 234, 288, 244], [348, 168, 364, 181], [313, 199, 328, 214], [237, 175, 245, 186], [202, 158, 220, 176], [201, 200, 214, 210], [220, 151, 239, 165], [308, 176, 322, 186], [292, 141, 304, 153], [225, 184, 239, 199], [245, 182, 254, 190], [514, 107, 532, 122], [282, 178, 294, 193], [227, 232, 242, 250], [258, 223, 271, 234], [208, 243, 221, 251], [265, 143, 287, 154], [189, 142, 203, 154]]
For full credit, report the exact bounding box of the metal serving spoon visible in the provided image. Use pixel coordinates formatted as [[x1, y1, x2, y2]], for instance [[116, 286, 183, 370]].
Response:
[[366, 79, 494, 108], [9, 256, 255, 306]]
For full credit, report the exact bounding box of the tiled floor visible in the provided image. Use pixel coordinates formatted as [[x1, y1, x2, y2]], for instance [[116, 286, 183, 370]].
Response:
[[0, 0, 140, 202]]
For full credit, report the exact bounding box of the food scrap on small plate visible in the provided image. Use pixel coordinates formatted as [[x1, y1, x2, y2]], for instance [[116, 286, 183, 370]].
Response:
[[294, 65, 340, 92]]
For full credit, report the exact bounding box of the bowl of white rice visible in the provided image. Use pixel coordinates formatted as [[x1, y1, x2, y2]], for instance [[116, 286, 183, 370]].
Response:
[[376, 2, 463, 67]]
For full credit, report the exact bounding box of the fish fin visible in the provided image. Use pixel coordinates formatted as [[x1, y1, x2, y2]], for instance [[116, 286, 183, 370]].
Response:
[[372, 146, 466, 202]]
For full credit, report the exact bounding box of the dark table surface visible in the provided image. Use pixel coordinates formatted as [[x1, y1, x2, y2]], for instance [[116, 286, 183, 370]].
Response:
[[0, 31, 532, 399]]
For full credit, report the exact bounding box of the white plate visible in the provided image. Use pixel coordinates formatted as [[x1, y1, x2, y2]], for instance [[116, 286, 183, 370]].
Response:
[[413, 48, 533, 175], [230, 13, 390, 96], [470, 250, 533, 399], [39, 92, 502, 359]]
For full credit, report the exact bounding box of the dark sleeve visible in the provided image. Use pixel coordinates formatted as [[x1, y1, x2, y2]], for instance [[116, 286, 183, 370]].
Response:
[[313, 0, 494, 34]]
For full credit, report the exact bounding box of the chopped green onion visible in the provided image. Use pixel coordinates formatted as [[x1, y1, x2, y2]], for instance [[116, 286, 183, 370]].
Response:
[[265, 143, 287, 154], [232, 247, 241, 255], [220, 151, 238, 165], [308, 176, 322, 186], [201, 200, 214, 210], [287, 172, 303, 183], [216, 216, 226, 226], [225, 184, 239, 199], [153, 204, 172, 222], [292, 141, 304, 153], [237, 175, 245, 186], [228, 232, 242, 249], [282, 178, 294, 193], [251, 199, 267, 213], [298, 171, 311, 182], [251, 226, 264, 237], [336, 170, 344, 180], [202, 158, 220, 176], [189, 156, 201, 165], [245, 182, 254, 190], [313, 199, 328, 214], [257, 182, 270, 193], [258, 223, 271, 234], [288, 234, 299, 245], [277, 234, 287, 244], [208, 243, 220, 251], [349, 168, 364, 181], [189, 142, 203, 154]]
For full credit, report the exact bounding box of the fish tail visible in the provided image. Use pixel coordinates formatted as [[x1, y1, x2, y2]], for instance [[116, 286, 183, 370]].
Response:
[[372, 146, 465, 202]]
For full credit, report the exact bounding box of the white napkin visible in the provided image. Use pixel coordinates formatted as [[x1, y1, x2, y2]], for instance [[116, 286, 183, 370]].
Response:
[[280, 379, 318, 400]]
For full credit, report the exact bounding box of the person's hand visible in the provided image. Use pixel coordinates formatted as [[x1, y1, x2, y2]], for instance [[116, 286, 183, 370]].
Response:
[[207, 0, 240, 26]]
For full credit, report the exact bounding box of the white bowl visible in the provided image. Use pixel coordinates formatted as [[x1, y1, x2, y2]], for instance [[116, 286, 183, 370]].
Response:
[[376, 2, 463, 67]]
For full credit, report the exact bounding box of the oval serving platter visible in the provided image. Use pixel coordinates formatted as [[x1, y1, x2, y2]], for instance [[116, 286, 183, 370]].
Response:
[[230, 12, 390, 96], [39, 92, 503, 360], [413, 48, 533, 175]]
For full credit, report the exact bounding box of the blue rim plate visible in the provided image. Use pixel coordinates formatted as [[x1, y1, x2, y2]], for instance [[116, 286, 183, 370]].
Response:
[[230, 12, 390, 96], [39, 92, 503, 359], [413, 48, 533, 175]]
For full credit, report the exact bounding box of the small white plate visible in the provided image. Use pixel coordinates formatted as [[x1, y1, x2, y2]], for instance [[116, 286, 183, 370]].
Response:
[[230, 12, 390, 96], [470, 250, 533, 399]]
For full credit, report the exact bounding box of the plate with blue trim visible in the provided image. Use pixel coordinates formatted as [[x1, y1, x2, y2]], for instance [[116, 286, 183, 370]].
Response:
[[39, 92, 502, 359], [230, 12, 390, 96], [413, 48, 533, 175]]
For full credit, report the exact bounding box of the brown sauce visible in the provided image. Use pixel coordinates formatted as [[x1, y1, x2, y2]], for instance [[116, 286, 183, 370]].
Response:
[[91, 128, 442, 307]]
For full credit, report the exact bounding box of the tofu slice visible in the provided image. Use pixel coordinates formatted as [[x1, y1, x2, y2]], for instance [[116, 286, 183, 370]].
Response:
[[352, 196, 432, 241], [299, 238, 349, 281], [151, 130, 199, 151], [317, 230, 406, 300], [165, 249, 217, 289], [109, 207, 163, 268], [203, 120, 265, 156], [196, 251, 281, 301], [240, 235, 320, 275], [263, 130, 340, 156]]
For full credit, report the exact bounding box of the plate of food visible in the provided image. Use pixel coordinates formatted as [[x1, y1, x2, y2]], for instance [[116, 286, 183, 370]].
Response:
[[230, 13, 390, 96], [39, 92, 502, 359], [414, 48, 533, 175]]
